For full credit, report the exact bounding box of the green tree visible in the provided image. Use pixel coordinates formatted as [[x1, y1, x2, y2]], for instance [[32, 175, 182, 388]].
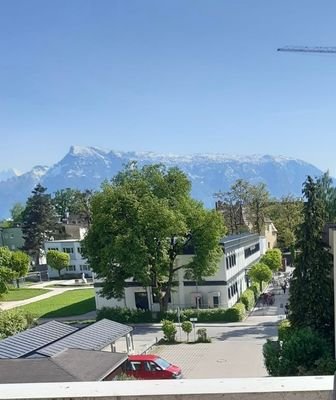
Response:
[[317, 171, 336, 223], [0, 247, 15, 296], [10, 251, 30, 288], [268, 196, 303, 250], [246, 183, 270, 235], [0, 310, 34, 339], [248, 262, 272, 292], [46, 250, 70, 277], [21, 184, 56, 266], [215, 179, 250, 235], [10, 203, 25, 226], [181, 320, 193, 342], [52, 188, 82, 220], [289, 176, 333, 337], [83, 164, 226, 312], [260, 249, 282, 272]]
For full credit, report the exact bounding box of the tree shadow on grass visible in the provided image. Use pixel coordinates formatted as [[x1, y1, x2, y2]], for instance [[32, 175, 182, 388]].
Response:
[[41, 297, 96, 318]]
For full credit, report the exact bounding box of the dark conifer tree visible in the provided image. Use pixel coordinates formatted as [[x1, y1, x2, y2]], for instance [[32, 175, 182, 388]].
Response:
[[22, 184, 56, 266], [289, 176, 333, 338]]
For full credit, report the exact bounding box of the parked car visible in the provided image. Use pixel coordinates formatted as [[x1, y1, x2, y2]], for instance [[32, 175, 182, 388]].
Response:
[[125, 354, 182, 379]]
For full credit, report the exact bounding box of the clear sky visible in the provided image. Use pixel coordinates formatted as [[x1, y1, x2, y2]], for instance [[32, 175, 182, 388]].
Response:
[[1, 1, 336, 173]]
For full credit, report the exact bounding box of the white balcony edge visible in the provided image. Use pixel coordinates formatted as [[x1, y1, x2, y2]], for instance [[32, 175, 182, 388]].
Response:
[[0, 376, 334, 400]]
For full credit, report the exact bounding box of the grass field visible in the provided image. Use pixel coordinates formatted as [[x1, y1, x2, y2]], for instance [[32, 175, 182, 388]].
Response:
[[1, 288, 50, 301], [16, 289, 95, 318]]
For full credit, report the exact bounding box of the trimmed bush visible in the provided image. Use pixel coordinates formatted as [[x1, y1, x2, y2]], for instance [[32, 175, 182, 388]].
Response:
[[97, 303, 247, 324], [250, 284, 260, 301], [197, 328, 211, 343], [240, 289, 255, 311], [181, 321, 193, 342], [161, 320, 177, 342], [0, 309, 35, 339], [224, 302, 246, 322], [97, 307, 154, 323]]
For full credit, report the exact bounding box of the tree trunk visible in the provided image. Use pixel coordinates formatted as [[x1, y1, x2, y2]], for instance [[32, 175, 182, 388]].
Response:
[[35, 251, 40, 267], [260, 281, 263, 292], [160, 262, 175, 313], [16, 279, 20, 288]]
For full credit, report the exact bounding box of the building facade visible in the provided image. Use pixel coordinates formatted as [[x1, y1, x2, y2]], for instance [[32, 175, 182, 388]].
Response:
[[0, 227, 24, 251], [95, 233, 266, 311], [44, 239, 91, 278]]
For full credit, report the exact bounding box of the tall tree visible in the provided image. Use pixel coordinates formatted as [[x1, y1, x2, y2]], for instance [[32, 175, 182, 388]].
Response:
[[10, 203, 25, 226], [317, 171, 336, 223], [289, 176, 333, 337], [83, 164, 226, 312], [246, 183, 270, 235], [268, 196, 303, 250], [52, 188, 81, 220], [21, 184, 56, 266]]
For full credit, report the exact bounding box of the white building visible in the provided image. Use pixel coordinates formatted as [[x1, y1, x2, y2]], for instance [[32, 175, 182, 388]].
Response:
[[44, 239, 92, 278], [95, 233, 266, 311]]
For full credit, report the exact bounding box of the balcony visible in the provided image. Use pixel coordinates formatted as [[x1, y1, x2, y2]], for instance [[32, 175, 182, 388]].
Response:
[[0, 376, 334, 400]]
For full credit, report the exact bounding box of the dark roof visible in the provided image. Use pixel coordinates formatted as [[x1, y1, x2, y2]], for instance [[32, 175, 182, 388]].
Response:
[[37, 319, 133, 357], [0, 349, 127, 383], [0, 321, 77, 359], [220, 233, 260, 251]]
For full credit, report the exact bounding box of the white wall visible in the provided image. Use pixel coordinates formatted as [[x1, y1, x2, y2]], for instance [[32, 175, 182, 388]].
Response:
[[45, 240, 92, 278]]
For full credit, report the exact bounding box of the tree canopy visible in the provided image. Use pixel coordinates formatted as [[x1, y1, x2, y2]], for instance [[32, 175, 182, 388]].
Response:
[[248, 262, 272, 291], [260, 249, 282, 272], [0, 247, 15, 296], [10, 251, 30, 288], [46, 250, 70, 277], [83, 163, 226, 311]]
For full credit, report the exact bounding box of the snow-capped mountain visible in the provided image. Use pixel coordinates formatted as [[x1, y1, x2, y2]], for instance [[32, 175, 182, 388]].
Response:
[[0, 168, 20, 182], [0, 145, 324, 218]]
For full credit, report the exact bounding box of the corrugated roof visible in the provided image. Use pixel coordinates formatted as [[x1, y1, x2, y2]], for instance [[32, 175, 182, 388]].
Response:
[[0, 349, 127, 383], [38, 319, 132, 357], [0, 320, 78, 359]]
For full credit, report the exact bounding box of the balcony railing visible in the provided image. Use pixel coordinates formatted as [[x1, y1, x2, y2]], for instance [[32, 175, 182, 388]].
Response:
[[0, 376, 334, 400]]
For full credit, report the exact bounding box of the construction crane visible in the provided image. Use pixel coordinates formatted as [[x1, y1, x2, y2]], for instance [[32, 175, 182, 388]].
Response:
[[277, 46, 336, 54]]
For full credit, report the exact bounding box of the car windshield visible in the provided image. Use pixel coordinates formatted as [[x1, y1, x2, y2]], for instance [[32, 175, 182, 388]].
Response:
[[155, 357, 171, 370]]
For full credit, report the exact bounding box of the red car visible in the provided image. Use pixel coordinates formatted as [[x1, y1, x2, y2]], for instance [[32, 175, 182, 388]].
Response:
[[125, 354, 182, 379]]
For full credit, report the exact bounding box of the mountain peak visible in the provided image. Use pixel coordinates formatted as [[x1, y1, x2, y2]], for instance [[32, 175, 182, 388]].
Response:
[[69, 145, 108, 158]]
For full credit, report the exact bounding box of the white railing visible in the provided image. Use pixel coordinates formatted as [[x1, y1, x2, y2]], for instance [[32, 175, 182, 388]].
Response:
[[0, 376, 334, 400]]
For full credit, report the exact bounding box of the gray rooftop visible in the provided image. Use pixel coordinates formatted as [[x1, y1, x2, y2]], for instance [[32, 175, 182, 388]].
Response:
[[0, 321, 77, 359], [37, 319, 133, 357], [0, 349, 127, 383]]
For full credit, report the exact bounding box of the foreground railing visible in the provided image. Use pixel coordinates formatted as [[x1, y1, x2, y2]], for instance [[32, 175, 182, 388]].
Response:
[[0, 376, 334, 400]]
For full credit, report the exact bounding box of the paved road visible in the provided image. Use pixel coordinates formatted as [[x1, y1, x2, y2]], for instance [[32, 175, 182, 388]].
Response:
[[130, 270, 290, 378]]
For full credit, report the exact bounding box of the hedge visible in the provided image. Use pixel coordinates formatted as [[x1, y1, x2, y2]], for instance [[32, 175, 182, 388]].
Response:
[[278, 319, 291, 342], [97, 304, 246, 324], [239, 289, 255, 311]]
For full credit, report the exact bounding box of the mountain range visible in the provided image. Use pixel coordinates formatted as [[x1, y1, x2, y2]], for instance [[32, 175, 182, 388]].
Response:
[[0, 145, 324, 218]]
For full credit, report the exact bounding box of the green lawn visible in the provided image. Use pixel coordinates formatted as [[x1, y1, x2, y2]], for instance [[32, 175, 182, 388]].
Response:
[[16, 289, 95, 318], [1, 288, 50, 301]]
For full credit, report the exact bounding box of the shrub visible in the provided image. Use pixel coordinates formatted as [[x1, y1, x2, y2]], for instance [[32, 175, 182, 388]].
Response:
[[161, 319, 177, 343], [240, 289, 255, 311], [197, 328, 211, 343], [181, 320, 193, 342], [97, 307, 154, 323], [278, 319, 291, 342], [0, 309, 34, 339], [224, 303, 246, 322], [263, 327, 334, 376], [260, 249, 282, 272], [250, 284, 260, 301]]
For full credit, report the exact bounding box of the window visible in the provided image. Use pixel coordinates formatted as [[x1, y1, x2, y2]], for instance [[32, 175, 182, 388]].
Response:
[[66, 265, 76, 272], [228, 288, 231, 299], [244, 243, 260, 258], [10, 234, 14, 239], [77, 247, 82, 254], [213, 295, 219, 308], [126, 361, 141, 371], [144, 361, 158, 371], [63, 247, 74, 254], [48, 247, 59, 251], [80, 265, 89, 271], [155, 357, 170, 370]]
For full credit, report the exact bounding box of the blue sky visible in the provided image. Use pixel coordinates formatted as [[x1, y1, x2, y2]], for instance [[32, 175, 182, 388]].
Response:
[[1, 1, 336, 173]]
